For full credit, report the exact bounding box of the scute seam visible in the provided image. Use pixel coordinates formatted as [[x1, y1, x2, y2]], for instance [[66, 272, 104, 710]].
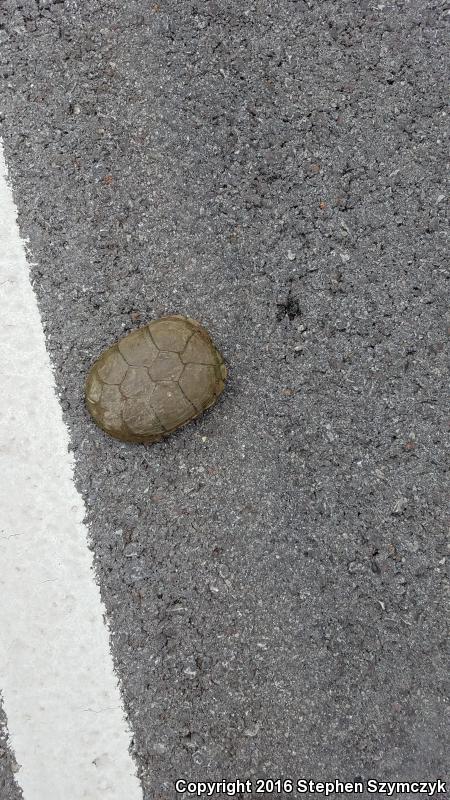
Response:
[[176, 380, 202, 414], [145, 325, 159, 351], [180, 329, 196, 355]]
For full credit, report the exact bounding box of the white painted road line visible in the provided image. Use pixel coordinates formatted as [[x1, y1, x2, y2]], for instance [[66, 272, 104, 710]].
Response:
[[0, 144, 143, 799]]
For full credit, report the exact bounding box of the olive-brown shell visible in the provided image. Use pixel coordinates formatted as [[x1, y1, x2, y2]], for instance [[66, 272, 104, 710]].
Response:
[[85, 315, 227, 443]]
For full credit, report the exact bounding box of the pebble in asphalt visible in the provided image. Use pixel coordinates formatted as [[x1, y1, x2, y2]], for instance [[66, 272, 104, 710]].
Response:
[[0, 1, 448, 798]]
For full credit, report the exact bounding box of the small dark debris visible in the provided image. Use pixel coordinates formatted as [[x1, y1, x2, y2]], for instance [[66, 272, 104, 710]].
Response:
[[277, 296, 301, 322]]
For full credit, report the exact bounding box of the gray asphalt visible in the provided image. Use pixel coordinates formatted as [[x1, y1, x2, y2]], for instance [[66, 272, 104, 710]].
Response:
[[0, 1, 448, 798]]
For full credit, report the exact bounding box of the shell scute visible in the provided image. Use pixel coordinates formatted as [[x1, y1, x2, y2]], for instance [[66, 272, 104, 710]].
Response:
[[150, 382, 196, 430], [118, 328, 158, 367], [181, 332, 218, 365], [149, 351, 183, 382], [123, 395, 164, 437], [121, 367, 155, 398], [149, 319, 192, 352], [97, 349, 128, 384], [86, 372, 102, 404], [99, 385, 123, 431], [179, 363, 218, 411]]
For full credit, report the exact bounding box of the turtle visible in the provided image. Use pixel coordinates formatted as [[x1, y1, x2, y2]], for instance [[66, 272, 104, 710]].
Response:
[[85, 315, 227, 443]]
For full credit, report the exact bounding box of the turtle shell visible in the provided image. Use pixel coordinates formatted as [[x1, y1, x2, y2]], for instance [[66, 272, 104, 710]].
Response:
[[85, 315, 227, 443]]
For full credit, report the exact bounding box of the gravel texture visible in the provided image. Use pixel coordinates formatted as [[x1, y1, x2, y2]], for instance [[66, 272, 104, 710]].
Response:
[[0, 700, 22, 800], [0, 1, 448, 797]]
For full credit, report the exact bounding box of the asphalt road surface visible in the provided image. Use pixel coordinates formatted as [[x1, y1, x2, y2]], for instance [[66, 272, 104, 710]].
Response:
[[0, 1, 448, 798]]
